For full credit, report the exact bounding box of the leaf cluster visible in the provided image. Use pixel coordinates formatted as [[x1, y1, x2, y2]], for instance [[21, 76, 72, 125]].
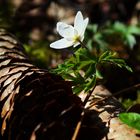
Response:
[[86, 22, 140, 51], [52, 48, 132, 95]]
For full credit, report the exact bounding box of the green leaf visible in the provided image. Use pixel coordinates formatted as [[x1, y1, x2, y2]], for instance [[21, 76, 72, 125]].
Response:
[[87, 24, 98, 33], [98, 51, 117, 62], [128, 25, 140, 35], [96, 69, 103, 79], [87, 39, 93, 50], [113, 22, 126, 33], [126, 34, 136, 49], [84, 63, 96, 78], [98, 51, 133, 72], [77, 60, 94, 70], [72, 72, 85, 85], [98, 51, 109, 62], [74, 71, 84, 80], [73, 85, 85, 95], [53, 62, 75, 75], [119, 112, 140, 131], [62, 73, 75, 81], [125, 65, 133, 72], [84, 75, 96, 92]]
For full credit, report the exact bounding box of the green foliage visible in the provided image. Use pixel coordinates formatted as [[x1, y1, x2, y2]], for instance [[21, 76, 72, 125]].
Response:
[[86, 22, 140, 51], [105, 22, 140, 49], [119, 112, 140, 131], [52, 48, 132, 94], [98, 51, 132, 72], [86, 24, 108, 51]]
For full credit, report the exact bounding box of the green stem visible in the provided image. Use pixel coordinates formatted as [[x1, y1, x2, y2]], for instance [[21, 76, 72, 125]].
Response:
[[83, 67, 97, 106], [77, 39, 88, 50], [83, 85, 96, 106]]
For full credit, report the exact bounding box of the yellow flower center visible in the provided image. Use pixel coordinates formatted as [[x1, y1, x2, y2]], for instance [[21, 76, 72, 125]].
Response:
[[73, 35, 80, 43]]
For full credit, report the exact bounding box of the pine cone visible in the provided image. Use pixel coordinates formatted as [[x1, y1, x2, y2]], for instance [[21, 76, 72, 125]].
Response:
[[0, 29, 82, 140]]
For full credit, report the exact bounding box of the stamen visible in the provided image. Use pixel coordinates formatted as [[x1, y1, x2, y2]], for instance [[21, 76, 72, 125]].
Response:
[[73, 35, 80, 43]]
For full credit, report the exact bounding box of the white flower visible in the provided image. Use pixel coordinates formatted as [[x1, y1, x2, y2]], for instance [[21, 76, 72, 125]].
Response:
[[50, 11, 89, 49]]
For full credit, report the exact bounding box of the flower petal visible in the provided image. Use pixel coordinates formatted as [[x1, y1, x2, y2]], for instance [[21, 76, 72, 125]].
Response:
[[50, 38, 73, 49], [57, 22, 74, 38], [73, 42, 80, 48], [74, 11, 84, 35], [81, 18, 89, 37]]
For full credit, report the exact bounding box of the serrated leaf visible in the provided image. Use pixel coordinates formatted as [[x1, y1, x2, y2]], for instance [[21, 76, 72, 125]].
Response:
[[98, 51, 132, 72], [119, 112, 140, 131], [108, 59, 132, 72], [99, 51, 116, 62]]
